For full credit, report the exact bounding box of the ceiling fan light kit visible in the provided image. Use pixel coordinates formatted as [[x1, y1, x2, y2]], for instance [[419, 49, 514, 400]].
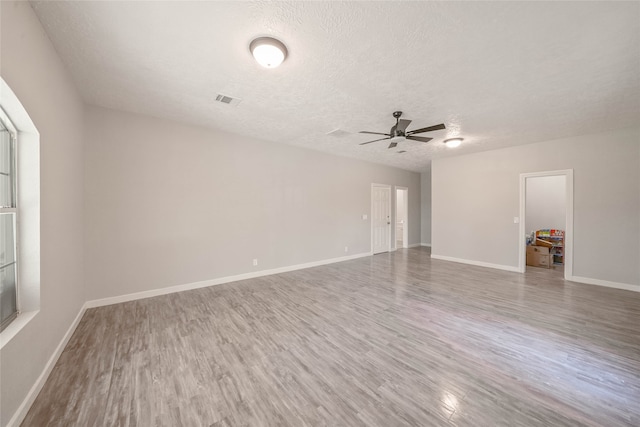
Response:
[[359, 111, 446, 150], [250, 37, 288, 68]]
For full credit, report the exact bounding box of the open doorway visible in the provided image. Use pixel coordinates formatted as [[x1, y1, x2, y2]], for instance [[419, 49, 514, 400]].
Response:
[[395, 187, 408, 249], [371, 184, 392, 254], [519, 170, 573, 279]]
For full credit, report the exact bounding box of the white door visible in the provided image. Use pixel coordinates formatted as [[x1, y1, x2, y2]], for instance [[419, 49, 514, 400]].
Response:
[[372, 185, 391, 254]]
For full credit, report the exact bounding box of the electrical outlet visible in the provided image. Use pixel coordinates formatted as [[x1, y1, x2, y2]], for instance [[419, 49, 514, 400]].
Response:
[[362, 214, 368, 220], [344, 246, 348, 252], [252, 259, 258, 266]]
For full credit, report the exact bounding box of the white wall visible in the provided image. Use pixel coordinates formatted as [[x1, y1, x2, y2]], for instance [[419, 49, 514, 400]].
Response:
[[525, 175, 566, 233], [420, 170, 431, 245], [84, 106, 421, 301], [0, 4, 420, 421], [432, 127, 640, 289], [0, 2, 86, 426]]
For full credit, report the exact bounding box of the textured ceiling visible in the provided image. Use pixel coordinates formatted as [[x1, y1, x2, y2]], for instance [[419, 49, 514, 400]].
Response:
[[31, 1, 640, 172]]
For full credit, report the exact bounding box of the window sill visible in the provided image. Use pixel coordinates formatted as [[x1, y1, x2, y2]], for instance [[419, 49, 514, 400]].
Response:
[[0, 310, 38, 349]]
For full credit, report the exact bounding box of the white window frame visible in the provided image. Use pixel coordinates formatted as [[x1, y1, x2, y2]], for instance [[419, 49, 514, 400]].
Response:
[[0, 77, 41, 348], [0, 107, 20, 332]]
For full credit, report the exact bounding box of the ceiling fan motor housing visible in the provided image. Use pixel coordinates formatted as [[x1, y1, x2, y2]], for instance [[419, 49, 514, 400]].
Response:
[[390, 126, 405, 138]]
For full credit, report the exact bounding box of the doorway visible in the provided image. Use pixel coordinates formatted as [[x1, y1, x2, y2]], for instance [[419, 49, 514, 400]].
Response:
[[519, 170, 573, 279], [395, 187, 408, 249], [371, 184, 391, 254]]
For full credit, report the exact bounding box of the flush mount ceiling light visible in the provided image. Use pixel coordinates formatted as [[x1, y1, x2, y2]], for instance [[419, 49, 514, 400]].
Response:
[[250, 37, 288, 68], [444, 138, 463, 148]]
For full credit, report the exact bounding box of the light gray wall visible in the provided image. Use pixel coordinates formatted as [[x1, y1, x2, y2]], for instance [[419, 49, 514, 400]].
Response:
[[420, 170, 431, 245], [0, 2, 86, 425], [432, 127, 640, 288], [525, 175, 566, 233], [84, 106, 421, 300]]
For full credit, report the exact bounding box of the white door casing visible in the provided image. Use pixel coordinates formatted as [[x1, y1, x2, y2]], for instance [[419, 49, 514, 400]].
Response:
[[372, 184, 391, 254], [518, 169, 574, 280]]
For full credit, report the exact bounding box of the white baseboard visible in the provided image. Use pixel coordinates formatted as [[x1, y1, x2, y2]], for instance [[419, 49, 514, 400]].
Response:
[[86, 251, 372, 308], [567, 275, 639, 293], [430, 254, 520, 273], [429, 254, 638, 292], [408, 243, 422, 248], [420, 243, 431, 247], [7, 303, 87, 427]]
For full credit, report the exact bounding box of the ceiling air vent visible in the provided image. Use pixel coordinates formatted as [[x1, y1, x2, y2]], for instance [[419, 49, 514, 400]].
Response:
[[215, 94, 242, 106]]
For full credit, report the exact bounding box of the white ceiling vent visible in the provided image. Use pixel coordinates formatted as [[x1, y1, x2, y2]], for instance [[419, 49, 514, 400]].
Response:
[[326, 128, 351, 137], [215, 94, 242, 106]]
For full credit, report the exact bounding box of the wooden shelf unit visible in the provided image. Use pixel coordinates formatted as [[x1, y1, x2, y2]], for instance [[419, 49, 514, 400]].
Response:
[[535, 229, 564, 265]]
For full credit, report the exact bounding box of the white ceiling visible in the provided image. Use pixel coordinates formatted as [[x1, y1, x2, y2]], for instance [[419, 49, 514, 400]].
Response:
[[31, 1, 640, 172]]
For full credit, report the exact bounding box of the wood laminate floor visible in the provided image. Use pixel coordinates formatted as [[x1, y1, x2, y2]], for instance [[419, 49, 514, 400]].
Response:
[[23, 248, 640, 426]]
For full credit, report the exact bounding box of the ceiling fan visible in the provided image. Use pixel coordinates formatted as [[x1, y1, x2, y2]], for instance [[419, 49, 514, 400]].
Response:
[[359, 111, 446, 149]]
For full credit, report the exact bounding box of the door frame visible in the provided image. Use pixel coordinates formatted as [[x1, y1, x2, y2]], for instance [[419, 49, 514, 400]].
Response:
[[518, 169, 573, 279], [395, 186, 408, 249], [371, 183, 392, 254]]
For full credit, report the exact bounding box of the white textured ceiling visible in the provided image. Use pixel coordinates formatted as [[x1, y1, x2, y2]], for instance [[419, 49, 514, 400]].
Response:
[[31, 1, 640, 172]]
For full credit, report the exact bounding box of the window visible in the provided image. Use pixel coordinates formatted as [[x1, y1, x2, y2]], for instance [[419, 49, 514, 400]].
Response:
[[0, 109, 18, 332], [0, 78, 39, 345]]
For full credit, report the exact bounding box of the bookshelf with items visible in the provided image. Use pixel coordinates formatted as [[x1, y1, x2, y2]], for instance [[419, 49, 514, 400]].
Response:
[[535, 229, 564, 265]]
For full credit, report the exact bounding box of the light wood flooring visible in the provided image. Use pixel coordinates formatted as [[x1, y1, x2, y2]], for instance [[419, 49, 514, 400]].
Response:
[[23, 248, 640, 426]]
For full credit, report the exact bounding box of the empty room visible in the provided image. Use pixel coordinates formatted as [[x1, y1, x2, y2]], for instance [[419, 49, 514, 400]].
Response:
[[1, 1, 639, 426]]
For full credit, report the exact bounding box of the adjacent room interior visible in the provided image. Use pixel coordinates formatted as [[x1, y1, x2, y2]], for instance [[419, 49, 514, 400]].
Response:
[[525, 174, 567, 273], [1, 1, 639, 426]]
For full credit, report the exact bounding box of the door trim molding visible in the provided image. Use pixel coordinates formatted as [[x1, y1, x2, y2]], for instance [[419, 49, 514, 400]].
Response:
[[371, 183, 392, 254], [518, 169, 574, 279]]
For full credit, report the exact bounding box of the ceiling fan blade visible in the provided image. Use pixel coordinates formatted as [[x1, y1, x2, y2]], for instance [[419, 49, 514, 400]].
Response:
[[359, 131, 391, 136], [388, 142, 398, 149], [406, 135, 433, 143], [360, 137, 391, 145], [406, 123, 446, 135], [396, 119, 412, 132]]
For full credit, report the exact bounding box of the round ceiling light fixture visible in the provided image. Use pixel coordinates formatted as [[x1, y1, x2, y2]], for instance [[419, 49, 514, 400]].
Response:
[[444, 138, 463, 148], [250, 37, 288, 68]]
